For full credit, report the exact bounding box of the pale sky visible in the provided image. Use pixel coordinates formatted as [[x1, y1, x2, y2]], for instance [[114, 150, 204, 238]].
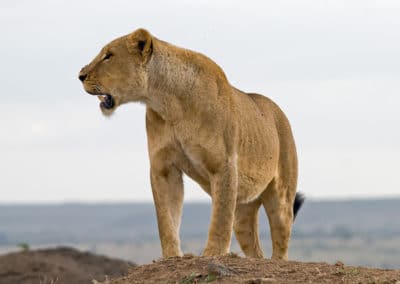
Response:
[[1, 0, 399, 202]]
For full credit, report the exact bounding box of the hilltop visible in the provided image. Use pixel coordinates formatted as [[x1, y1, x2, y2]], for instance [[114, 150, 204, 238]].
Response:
[[109, 254, 400, 284]]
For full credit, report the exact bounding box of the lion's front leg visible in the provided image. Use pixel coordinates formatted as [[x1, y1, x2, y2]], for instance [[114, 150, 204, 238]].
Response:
[[203, 158, 238, 256], [150, 166, 184, 258]]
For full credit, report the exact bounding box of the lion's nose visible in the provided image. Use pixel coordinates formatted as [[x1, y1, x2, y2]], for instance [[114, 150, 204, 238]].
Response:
[[78, 72, 87, 82]]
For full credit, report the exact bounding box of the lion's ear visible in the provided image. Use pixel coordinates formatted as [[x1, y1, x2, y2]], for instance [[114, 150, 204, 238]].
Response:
[[126, 28, 153, 62]]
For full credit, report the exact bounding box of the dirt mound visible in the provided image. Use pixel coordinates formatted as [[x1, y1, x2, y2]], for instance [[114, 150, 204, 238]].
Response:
[[0, 247, 134, 284], [110, 254, 400, 284]]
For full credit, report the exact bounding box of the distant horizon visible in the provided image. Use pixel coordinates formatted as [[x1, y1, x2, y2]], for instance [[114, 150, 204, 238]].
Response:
[[1, 194, 400, 206], [1, 197, 400, 268]]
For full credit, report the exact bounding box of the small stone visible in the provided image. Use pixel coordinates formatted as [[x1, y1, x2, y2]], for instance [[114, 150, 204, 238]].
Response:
[[260, 278, 277, 284], [228, 252, 240, 258], [207, 262, 237, 276]]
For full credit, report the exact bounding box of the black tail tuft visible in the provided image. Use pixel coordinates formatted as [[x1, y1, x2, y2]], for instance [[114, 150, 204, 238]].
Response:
[[293, 192, 305, 221]]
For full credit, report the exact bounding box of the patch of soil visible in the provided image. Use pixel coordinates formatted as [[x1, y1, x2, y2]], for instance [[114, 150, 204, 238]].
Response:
[[110, 254, 400, 284], [0, 247, 134, 284]]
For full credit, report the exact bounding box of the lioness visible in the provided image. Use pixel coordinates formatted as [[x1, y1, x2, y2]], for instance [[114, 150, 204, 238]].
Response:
[[79, 28, 304, 260]]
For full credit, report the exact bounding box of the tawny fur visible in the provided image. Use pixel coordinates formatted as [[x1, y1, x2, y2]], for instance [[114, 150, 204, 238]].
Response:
[[79, 28, 300, 260]]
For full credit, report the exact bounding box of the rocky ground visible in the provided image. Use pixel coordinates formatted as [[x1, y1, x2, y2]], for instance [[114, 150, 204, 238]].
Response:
[[109, 254, 400, 284], [1, 248, 399, 284]]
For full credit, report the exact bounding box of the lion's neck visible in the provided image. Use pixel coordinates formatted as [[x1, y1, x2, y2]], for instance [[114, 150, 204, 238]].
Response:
[[144, 39, 230, 123], [145, 41, 203, 122]]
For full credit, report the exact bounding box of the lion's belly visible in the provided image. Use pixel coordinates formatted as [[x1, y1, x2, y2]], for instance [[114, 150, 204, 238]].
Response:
[[173, 139, 278, 203], [177, 152, 278, 204]]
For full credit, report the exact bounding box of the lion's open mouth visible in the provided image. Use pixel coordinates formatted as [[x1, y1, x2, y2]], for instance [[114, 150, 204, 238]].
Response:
[[98, 94, 115, 109]]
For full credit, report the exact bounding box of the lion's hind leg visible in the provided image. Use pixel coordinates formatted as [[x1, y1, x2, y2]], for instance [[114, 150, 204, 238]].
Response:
[[233, 199, 264, 258], [261, 179, 296, 260]]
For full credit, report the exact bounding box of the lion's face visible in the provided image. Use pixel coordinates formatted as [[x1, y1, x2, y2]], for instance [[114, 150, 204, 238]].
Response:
[[79, 29, 153, 116]]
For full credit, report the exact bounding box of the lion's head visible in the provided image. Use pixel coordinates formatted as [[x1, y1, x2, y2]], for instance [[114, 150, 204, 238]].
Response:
[[79, 28, 153, 116]]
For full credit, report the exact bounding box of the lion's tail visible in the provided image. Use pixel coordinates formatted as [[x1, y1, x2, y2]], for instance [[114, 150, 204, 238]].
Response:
[[293, 192, 305, 221]]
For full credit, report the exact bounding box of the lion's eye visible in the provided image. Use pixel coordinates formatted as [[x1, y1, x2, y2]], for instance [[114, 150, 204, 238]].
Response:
[[103, 52, 113, 61]]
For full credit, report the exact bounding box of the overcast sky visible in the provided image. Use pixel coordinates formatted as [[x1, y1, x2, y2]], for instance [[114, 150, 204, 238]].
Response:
[[0, 0, 399, 203]]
